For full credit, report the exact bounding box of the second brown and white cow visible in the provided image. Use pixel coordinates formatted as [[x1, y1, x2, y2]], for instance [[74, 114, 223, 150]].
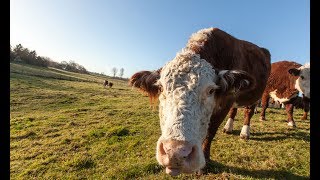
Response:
[[259, 61, 310, 127], [223, 61, 310, 136], [129, 27, 271, 176]]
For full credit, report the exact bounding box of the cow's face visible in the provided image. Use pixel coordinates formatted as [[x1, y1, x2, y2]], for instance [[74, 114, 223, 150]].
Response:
[[154, 51, 254, 176], [289, 63, 310, 98]]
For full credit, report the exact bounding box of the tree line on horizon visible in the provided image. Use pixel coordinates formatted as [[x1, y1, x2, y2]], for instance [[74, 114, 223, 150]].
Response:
[[10, 44, 89, 74], [10, 44, 127, 78]]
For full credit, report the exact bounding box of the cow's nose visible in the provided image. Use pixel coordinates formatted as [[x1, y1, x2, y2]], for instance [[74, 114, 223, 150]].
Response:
[[158, 140, 196, 175], [159, 140, 194, 159]]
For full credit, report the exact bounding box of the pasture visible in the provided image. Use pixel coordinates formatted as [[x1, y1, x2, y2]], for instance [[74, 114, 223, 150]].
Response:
[[10, 63, 310, 179]]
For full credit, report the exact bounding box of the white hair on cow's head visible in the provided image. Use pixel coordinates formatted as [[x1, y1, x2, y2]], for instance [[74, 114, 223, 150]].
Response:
[[157, 49, 219, 142], [186, 27, 214, 53], [295, 62, 310, 98], [155, 48, 220, 173], [299, 62, 310, 69]]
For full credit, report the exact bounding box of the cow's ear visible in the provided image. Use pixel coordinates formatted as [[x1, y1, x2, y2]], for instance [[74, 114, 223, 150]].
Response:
[[288, 68, 300, 76], [129, 69, 161, 102], [216, 70, 255, 95]]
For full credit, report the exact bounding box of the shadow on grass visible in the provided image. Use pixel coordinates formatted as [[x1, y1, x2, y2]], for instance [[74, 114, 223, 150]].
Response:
[[250, 131, 310, 142], [225, 129, 241, 136], [204, 160, 308, 179], [110, 162, 163, 179], [114, 161, 308, 179]]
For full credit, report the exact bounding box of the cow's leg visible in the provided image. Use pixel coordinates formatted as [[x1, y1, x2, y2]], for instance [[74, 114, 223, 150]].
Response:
[[260, 93, 270, 121], [254, 106, 258, 114], [202, 113, 229, 161], [301, 112, 308, 120], [240, 104, 256, 140], [254, 99, 262, 114], [301, 96, 310, 120], [301, 106, 309, 120], [223, 107, 237, 134], [200, 104, 232, 174], [285, 103, 296, 127]]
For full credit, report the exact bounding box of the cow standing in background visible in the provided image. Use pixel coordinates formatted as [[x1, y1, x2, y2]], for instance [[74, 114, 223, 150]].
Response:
[[103, 80, 114, 88], [103, 80, 108, 87], [259, 61, 310, 126], [108, 82, 113, 88], [129, 27, 271, 176], [224, 61, 310, 136]]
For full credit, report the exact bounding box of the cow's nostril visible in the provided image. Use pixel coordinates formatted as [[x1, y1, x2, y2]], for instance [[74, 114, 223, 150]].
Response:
[[186, 146, 196, 161], [159, 142, 166, 156]]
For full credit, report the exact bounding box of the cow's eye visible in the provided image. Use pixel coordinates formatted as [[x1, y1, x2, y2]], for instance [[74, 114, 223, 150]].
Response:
[[159, 85, 163, 92], [208, 88, 215, 95], [300, 76, 304, 80]]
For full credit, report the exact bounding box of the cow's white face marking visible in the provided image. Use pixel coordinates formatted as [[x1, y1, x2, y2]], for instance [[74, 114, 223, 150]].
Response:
[[156, 50, 219, 171], [157, 50, 219, 143], [295, 63, 310, 98]]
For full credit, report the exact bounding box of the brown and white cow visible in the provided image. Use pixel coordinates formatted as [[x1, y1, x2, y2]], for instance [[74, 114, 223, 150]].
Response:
[[259, 61, 310, 127], [223, 61, 310, 136], [103, 80, 114, 88], [129, 28, 271, 176], [103, 80, 108, 87]]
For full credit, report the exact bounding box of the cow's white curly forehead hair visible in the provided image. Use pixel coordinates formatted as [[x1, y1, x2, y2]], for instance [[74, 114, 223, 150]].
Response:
[[158, 27, 217, 88], [299, 62, 310, 69], [159, 49, 218, 92]]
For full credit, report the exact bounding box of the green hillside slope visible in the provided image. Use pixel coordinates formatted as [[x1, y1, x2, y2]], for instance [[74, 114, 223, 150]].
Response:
[[10, 63, 310, 179]]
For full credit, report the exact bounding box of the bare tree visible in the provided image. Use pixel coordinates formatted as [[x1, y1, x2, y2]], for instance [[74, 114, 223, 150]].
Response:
[[10, 44, 15, 61], [119, 68, 124, 78], [111, 67, 118, 77]]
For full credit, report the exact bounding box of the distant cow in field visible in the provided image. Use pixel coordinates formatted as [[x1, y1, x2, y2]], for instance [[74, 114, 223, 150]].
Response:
[[108, 82, 113, 88], [103, 80, 114, 88], [129, 27, 271, 176], [103, 80, 108, 87], [259, 61, 310, 127]]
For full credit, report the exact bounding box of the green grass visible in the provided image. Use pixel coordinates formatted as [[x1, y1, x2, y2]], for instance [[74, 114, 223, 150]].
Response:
[[10, 63, 310, 179]]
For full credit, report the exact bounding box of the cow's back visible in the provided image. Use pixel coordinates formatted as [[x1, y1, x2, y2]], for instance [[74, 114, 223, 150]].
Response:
[[187, 28, 271, 106], [265, 61, 301, 98]]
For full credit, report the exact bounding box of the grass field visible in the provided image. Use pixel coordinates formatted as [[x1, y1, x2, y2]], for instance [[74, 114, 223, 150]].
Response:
[[10, 63, 310, 179]]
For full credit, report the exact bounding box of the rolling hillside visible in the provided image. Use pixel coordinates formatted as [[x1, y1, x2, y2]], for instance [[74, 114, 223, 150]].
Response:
[[10, 63, 310, 179]]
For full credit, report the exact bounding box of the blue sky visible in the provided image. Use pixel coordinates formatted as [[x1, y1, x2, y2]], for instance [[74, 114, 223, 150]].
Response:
[[10, 0, 310, 78]]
